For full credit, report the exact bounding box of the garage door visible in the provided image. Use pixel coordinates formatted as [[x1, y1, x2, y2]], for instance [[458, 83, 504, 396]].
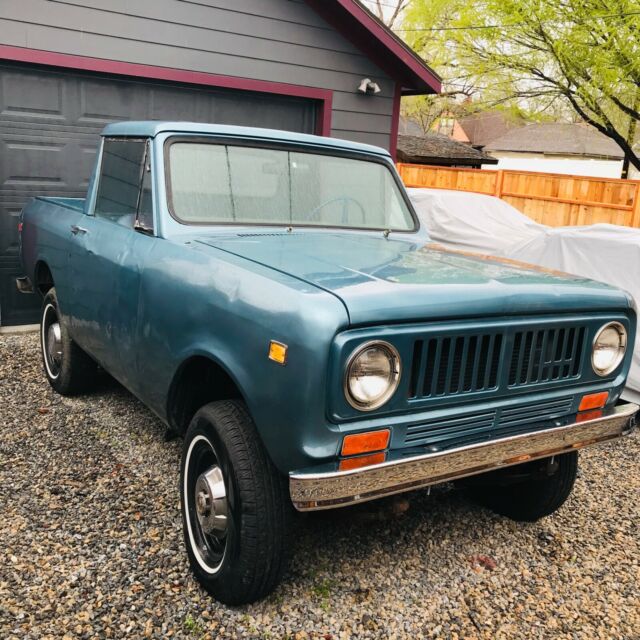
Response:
[[0, 62, 317, 325]]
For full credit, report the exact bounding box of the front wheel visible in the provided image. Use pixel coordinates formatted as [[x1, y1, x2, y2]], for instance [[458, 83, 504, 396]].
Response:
[[461, 452, 578, 522], [180, 400, 291, 605]]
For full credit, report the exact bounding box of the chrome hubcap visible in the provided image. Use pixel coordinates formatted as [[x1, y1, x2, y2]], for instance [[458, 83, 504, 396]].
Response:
[[194, 465, 228, 537], [184, 435, 231, 573], [42, 303, 63, 379], [46, 322, 63, 369]]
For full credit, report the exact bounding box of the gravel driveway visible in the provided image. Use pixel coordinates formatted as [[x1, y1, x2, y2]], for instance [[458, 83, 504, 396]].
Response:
[[1, 332, 639, 639]]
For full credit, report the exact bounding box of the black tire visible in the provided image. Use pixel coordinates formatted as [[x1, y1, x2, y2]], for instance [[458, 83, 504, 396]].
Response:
[[180, 400, 291, 605], [40, 287, 98, 395], [463, 452, 578, 522]]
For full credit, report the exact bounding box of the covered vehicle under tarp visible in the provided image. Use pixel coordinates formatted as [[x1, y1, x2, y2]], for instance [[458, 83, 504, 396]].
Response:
[[408, 187, 640, 402]]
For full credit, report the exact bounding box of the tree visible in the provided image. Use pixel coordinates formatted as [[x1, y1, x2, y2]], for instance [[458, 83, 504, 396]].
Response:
[[365, 0, 409, 29], [402, 0, 640, 173]]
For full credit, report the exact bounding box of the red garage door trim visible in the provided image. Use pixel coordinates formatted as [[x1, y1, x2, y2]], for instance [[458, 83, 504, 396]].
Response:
[[0, 44, 333, 136], [389, 83, 402, 161]]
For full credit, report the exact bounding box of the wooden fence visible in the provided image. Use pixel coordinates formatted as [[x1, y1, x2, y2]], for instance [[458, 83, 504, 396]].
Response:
[[397, 163, 640, 228]]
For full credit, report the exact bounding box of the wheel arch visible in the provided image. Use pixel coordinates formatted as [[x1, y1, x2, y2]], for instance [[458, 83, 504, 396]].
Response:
[[166, 353, 251, 436], [33, 260, 55, 296]]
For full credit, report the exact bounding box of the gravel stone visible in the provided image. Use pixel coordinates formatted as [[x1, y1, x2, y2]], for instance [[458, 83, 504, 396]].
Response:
[[1, 332, 639, 639]]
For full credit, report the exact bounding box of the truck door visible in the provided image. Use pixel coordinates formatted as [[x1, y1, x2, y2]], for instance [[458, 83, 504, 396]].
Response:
[[66, 137, 155, 388]]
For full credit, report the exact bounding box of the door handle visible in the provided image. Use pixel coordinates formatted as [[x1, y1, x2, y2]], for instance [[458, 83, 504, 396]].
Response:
[[70, 225, 88, 235]]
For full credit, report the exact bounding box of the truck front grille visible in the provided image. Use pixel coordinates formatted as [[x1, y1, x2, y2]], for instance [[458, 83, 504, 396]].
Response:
[[408, 324, 587, 401]]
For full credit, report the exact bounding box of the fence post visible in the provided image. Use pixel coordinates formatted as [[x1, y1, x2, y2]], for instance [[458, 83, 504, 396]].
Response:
[[632, 183, 640, 228], [494, 170, 505, 199]]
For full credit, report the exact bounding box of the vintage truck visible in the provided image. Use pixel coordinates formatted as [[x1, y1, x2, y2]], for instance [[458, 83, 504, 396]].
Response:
[[19, 122, 638, 604]]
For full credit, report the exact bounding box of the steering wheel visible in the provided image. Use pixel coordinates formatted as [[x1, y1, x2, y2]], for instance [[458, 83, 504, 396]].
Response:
[[304, 197, 366, 225]]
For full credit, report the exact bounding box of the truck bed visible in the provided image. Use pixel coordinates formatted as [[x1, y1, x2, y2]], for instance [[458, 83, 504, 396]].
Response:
[[36, 196, 85, 212]]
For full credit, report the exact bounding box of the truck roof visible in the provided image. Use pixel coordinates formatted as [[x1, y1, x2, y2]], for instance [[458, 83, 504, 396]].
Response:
[[101, 121, 391, 157]]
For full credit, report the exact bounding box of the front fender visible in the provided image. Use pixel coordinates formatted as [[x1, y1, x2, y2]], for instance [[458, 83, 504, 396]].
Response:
[[135, 239, 349, 473]]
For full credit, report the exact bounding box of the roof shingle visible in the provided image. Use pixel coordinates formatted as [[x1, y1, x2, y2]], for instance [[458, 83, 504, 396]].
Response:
[[397, 133, 498, 166], [485, 123, 623, 158]]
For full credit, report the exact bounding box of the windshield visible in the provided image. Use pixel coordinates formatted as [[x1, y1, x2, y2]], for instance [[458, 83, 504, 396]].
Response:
[[166, 141, 416, 231]]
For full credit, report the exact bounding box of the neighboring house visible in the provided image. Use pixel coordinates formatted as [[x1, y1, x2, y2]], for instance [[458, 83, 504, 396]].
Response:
[[397, 133, 498, 168], [458, 111, 523, 149], [431, 111, 472, 143], [399, 115, 426, 137], [0, 0, 439, 326], [411, 109, 523, 148], [484, 123, 626, 178]]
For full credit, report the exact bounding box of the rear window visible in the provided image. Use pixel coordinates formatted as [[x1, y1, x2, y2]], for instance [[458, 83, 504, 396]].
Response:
[[95, 139, 146, 216]]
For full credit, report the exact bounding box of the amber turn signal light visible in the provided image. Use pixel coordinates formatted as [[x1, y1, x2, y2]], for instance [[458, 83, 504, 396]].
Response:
[[268, 340, 288, 365], [341, 429, 390, 456], [576, 409, 604, 423], [339, 452, 386, 471], [578, 392, 608, 412]]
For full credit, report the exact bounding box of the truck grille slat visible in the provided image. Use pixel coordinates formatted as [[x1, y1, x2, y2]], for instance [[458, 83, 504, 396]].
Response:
[[404, 397, 575, 449], [498, 397, 574, 428], [410, 333, 503, 399], [509, 326, 585, 388], [404, 411, 496, 447]]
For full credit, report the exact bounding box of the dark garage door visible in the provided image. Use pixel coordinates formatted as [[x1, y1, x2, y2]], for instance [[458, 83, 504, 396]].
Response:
[[0, 62, 317, 325]]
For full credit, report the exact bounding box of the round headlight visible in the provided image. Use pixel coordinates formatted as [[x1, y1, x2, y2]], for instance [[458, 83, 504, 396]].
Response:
[[345, 341, 401, 411], [592, 322, 627, 376]]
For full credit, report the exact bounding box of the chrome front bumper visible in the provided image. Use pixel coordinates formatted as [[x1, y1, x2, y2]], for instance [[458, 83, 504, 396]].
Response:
[[290, 402, 638, 511]]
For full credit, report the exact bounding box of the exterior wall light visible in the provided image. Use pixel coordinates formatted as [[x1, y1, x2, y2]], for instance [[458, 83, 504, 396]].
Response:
[[357, 78, 381, 94]]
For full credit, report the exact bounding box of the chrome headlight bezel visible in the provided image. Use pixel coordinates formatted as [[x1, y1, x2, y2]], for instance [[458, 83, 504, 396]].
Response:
[[344, 340, 401, 411], [592, 321, 627, 377]]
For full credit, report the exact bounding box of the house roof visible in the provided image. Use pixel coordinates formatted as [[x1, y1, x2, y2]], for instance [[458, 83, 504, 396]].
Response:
[[304, 0, 441, 95], [397, 133, 498, 166], [486, 123, 623, 159], [458, 111, 523, 148], [399, 116, 425, 136]]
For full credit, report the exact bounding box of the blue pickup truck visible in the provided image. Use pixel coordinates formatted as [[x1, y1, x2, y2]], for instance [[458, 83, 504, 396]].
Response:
[[19, 122, 638, 604]]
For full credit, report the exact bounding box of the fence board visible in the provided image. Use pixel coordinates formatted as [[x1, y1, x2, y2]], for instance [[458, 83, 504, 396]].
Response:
[[397, 163, 640, 228]]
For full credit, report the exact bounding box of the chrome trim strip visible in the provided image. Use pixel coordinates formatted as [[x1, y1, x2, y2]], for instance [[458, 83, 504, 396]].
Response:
[[290, 403, 638, 511]]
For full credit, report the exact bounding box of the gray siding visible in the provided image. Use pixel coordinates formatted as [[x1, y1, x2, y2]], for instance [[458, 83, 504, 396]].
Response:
[[0, 0, 396, 150], [0, 61, 318, 325]]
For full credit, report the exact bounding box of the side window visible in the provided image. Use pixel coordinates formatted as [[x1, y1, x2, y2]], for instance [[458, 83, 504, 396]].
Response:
[[136, 149, 153, 232], [94, 138, 153, 232]]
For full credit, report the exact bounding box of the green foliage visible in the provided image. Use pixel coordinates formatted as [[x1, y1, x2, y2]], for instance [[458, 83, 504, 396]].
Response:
[[183, 613, 205, 636], [312, 578, 333, 599], [401, 0, 640, 170]]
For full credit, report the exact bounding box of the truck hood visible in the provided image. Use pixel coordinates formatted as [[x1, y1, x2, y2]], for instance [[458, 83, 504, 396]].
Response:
[[194, 232, 630, 325]]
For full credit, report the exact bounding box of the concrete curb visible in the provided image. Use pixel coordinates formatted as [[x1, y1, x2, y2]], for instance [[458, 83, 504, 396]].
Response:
[[0, 324, 39, 335]]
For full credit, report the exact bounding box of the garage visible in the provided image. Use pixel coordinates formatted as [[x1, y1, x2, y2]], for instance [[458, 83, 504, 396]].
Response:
[[0, 0, 441, 326], [0, 62, 318, 325]]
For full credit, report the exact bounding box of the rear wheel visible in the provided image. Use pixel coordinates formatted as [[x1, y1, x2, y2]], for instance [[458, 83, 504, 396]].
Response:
[[462, 452, 578, 522], [40, 287, 98, 395], [180, 400, 291, 605]]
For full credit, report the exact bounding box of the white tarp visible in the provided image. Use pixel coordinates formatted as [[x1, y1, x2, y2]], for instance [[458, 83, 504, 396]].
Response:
[[408, 188, 640, 401]]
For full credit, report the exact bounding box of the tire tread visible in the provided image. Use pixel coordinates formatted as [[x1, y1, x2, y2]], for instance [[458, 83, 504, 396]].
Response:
[[467, 452, 578, 522]]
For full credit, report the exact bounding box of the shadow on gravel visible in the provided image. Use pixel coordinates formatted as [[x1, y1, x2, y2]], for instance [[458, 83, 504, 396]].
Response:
[[83, 370, 129, 395], [290, 486, 497, 568]]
